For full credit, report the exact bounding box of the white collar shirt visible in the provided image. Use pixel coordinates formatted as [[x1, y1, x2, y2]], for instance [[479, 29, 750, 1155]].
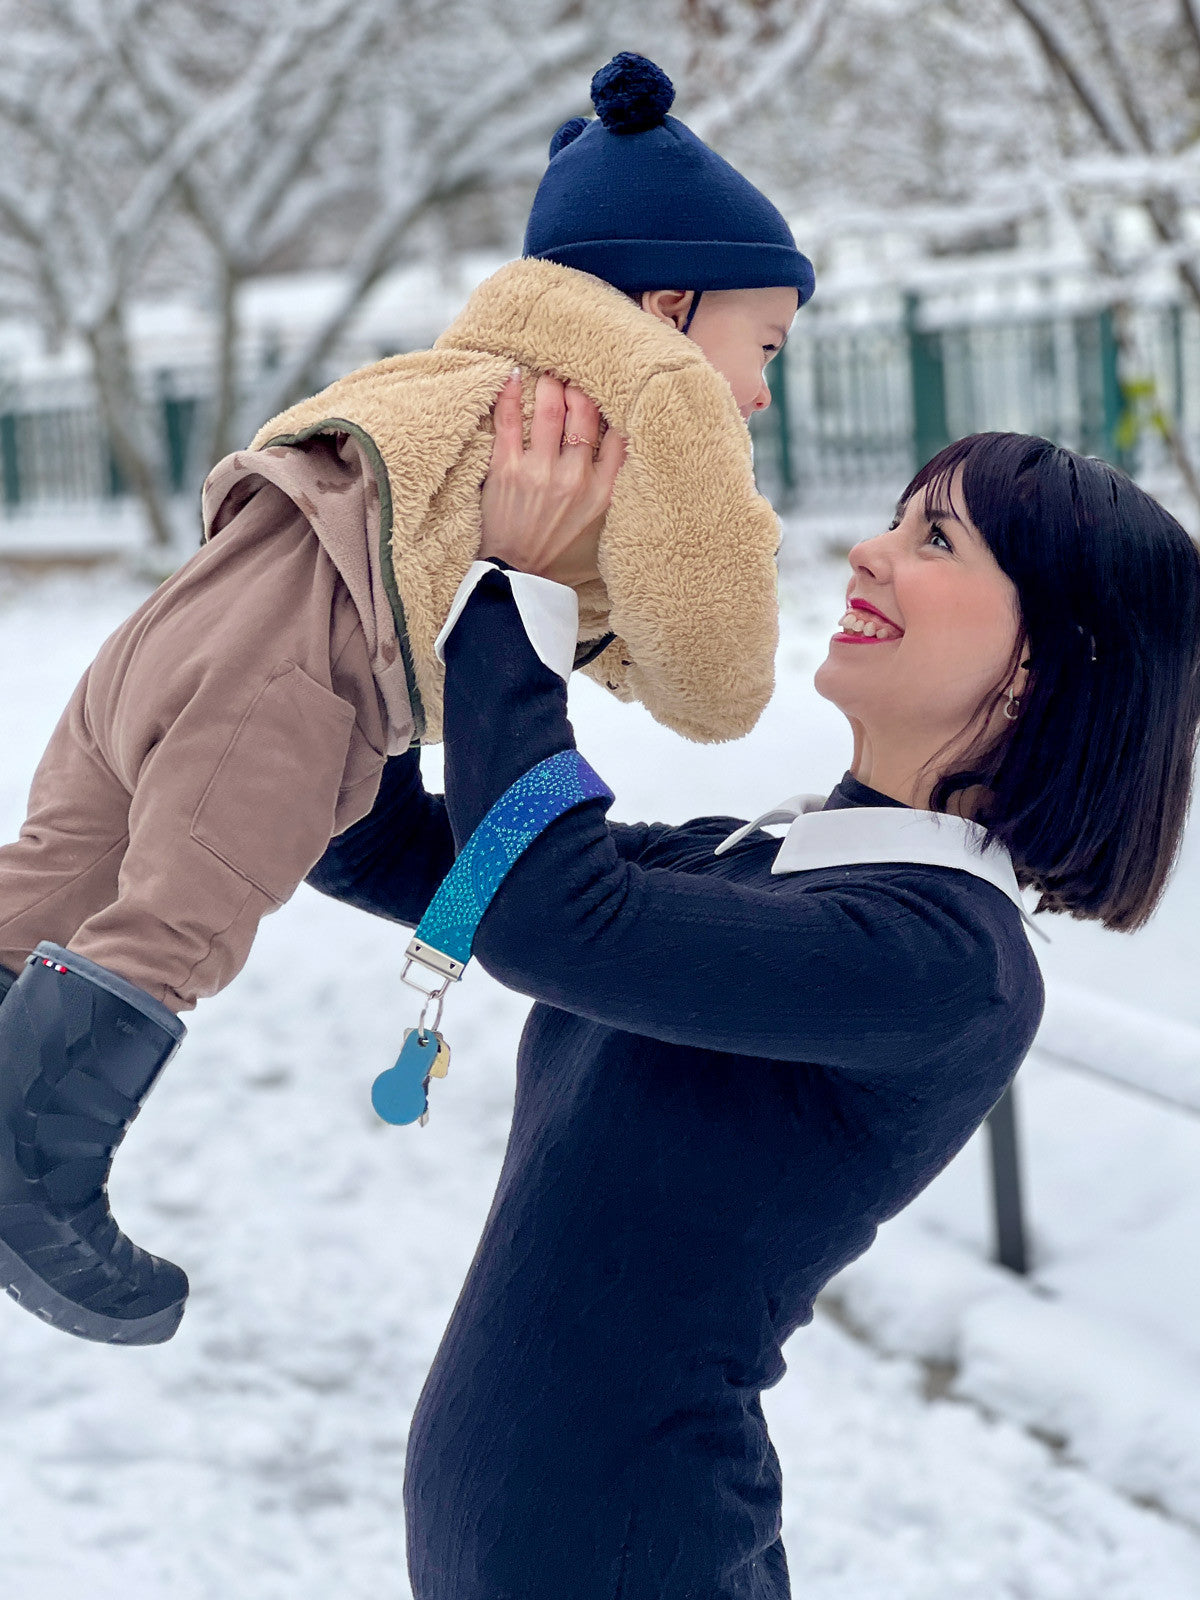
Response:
[[715, 795, 1048, 942]]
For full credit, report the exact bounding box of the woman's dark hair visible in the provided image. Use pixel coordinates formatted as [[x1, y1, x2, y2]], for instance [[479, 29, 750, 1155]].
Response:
[[905, 432, 1200, 932]]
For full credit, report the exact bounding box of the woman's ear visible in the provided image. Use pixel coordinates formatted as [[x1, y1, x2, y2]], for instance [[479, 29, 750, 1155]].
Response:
[[640, 289, 694, 330]]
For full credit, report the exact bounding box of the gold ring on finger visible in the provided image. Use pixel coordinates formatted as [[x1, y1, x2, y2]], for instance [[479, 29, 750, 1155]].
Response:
[[562, 432, 599, 450]]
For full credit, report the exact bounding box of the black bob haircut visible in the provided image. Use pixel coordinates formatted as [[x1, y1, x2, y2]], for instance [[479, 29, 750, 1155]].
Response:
[[902, 432, 1200, 933]]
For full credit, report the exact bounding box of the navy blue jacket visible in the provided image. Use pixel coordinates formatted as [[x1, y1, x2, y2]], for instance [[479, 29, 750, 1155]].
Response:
[[306, 568, 1045, 1600]]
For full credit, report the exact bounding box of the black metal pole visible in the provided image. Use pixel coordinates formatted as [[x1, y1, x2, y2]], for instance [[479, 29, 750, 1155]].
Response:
[[986, 1080, 1028, 1274]]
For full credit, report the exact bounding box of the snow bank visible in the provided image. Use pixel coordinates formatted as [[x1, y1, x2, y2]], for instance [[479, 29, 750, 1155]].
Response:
[[1038, 980, 1200, 1114], [959, 1291, 1200, 1522], [4, 566, 1200, 1596], [826, 1032, 1200, 1531]]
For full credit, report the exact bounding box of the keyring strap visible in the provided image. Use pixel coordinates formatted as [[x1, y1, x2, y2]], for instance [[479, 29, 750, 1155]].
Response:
[[406, 748, 613, 979]]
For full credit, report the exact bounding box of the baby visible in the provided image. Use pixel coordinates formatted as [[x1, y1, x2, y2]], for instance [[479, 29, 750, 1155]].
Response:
[[0, 52, 811, 1344]]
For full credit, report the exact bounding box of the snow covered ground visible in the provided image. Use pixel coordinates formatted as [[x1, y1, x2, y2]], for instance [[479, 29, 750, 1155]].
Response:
[[2, 556, 1199, 1598]]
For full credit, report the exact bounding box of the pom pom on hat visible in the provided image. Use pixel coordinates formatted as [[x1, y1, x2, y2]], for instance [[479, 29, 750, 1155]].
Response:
[[549, 116, 589, 159], [591, 52, 675, 134]]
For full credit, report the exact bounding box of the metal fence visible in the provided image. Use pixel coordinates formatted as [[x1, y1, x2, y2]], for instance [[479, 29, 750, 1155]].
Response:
[[0, 370, 209, 514], [751, 295, 1200, 513], [3, 296, 1199, 524]]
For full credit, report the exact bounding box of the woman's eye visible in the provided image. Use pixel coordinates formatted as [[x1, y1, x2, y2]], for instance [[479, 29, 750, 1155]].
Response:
[[927, 522, 953, 552]]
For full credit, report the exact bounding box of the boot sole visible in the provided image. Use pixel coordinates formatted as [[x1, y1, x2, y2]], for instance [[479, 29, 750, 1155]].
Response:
[[0, 1232, 185, 1346]]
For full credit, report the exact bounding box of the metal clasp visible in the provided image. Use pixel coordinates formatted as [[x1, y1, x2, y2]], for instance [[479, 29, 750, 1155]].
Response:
[[401, 938, 463, 1040]]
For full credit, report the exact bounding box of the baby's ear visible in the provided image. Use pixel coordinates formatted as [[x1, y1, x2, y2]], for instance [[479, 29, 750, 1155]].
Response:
[[640, 289, 690, 328]]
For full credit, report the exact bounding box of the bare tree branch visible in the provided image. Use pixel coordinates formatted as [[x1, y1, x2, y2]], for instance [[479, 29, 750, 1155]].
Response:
[[1004, 0, 1132, 152], [222, 4, 384, 259], [1182, 0, 1200, 67], [1077, 0, 1157, 151], [248, 19, 601, 426], [689, 0, 836, 143]]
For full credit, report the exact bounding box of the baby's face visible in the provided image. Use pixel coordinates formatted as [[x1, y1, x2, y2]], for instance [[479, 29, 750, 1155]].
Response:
[[677, 286, 799, 419]]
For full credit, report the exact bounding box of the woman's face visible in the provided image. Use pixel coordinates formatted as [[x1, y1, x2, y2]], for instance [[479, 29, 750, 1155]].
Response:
[[813, 467, 1027, 773]]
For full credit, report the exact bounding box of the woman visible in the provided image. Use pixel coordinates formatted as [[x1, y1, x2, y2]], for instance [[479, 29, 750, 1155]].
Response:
[[309, 387, 1200, 1598]]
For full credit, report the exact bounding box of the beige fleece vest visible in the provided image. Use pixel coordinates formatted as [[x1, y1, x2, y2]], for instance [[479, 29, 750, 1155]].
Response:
[[251, 258, 781, 744]]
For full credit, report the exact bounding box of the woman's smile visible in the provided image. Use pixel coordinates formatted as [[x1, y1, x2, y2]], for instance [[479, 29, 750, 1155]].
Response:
[[832, 600, 904, 644]]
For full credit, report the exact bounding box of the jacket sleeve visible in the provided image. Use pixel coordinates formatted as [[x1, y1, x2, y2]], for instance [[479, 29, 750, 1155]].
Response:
[[303, 744, 668, 925], [441, 569, 1003, 1075], [304, 749, 455, 927]]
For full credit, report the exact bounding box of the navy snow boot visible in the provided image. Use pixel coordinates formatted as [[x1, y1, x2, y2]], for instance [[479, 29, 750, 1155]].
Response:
[[0, 941, 189, 1345]]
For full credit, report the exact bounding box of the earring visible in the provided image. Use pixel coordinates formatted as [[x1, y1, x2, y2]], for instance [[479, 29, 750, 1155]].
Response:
[[1004, 685, 1020, 720]]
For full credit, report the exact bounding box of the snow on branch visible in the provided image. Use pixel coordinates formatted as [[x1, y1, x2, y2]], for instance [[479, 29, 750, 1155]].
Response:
[[248, 18, 601, 427], [688, 0, 836, 145], [1003, 0, 1133, 154], [1076, 0, 1156, 152], [221, 6, 386, 256]]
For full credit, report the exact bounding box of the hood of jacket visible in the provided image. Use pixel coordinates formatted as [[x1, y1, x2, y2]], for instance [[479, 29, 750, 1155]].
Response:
[[247, 257, 781, 745]]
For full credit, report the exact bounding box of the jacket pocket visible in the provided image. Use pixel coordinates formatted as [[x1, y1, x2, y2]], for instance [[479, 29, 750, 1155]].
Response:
[[191, 663, 357, 903]]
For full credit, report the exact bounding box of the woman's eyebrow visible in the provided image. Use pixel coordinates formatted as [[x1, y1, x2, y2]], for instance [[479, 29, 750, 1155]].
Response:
[[923, 501, 963, 524]]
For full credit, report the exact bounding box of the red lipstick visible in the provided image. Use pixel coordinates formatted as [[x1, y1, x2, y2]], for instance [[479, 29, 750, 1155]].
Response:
[[831, 597, 904, 646]]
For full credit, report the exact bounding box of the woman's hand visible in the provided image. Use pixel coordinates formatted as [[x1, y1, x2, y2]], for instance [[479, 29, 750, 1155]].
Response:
[[479, 372, 627, 585]]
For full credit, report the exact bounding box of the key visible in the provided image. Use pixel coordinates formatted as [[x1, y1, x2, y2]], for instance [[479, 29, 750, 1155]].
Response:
[[429, 1030, 451, 1079]]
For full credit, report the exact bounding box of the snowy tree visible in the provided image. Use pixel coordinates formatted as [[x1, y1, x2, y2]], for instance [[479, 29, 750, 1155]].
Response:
[[0, 0, 252, 546], [11, 0, 1200, 536], [677, 0, 1200, 516], [994, 0, 1200, 503], [0, 0, 840, 547], [132, 0, 836, 461], [112, 0, 615, 462], [0, 0, 614, 543]]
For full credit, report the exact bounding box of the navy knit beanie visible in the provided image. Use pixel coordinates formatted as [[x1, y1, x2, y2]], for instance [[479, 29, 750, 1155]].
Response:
[[523, 53, 815, 304]]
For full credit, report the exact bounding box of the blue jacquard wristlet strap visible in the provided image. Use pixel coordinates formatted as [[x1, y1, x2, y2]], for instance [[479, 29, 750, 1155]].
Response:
[[374, 748, 613, 1129], [410, 747, 613, 974]]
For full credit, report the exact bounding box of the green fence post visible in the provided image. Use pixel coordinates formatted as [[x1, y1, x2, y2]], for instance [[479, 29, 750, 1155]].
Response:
[[0, 413, 18, 510], [906, 292, 949, 471], [1097, 307, 1129, 472], [1075, 313, 1102, 458], [162, 394, 197, 493], [767, 345, 795, 507]]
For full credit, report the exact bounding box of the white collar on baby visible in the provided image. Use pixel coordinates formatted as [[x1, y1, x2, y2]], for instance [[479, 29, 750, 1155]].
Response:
[[714, 794, 1049, 943]]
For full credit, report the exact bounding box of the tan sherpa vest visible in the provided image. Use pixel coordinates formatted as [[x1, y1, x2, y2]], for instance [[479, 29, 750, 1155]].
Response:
[[251, 258, 781, 744]]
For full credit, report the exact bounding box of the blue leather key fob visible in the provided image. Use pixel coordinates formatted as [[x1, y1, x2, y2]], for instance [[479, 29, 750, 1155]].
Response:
[[371, 1029, 439, 1125]]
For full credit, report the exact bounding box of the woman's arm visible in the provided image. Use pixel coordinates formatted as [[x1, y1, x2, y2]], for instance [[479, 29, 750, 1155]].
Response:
[[443, 568, 1005, 1076], [304, 748, 454, 927], [304, 548, 668, 927]]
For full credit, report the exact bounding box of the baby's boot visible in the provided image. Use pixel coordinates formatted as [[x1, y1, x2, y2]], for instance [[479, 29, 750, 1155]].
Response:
[[0, 942, 189, 1344]]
